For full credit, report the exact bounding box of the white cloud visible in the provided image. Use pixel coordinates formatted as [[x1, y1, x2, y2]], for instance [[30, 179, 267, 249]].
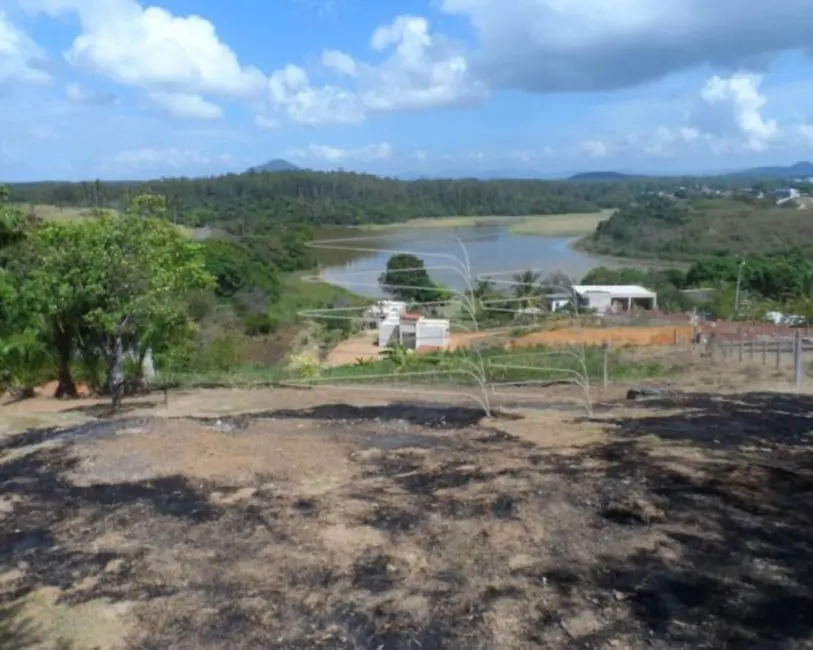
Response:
[[268, 64, 364, 125], [23, 0, 265, 100], [322, 50, 356, 77], [438, 0, 813, 92], [800, 124, 813, 144], [286, 142, 393, 163], [694, 74, 778, 151], [65, 82, 117, 106], [254, 114, 281, 130], [579, 140, 608, 158], [265, 15, 486, 126], [149, 91, 223, 120], [0, 9, 49, 86], [108, 147, 232, 170]]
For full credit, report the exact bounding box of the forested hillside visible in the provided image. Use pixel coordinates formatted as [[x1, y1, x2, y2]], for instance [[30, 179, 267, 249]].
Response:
[[583, 196, 813, 259], [8, 171, 665, 232]]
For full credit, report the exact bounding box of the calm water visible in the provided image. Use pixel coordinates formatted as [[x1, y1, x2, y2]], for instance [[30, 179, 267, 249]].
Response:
[[314, 225, 654, 298]]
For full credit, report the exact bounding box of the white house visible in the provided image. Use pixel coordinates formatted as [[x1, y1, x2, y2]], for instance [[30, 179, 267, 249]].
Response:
[[570, 285, 657, 313], [364, 300, 407, 328], [379, 313, 450, 350]]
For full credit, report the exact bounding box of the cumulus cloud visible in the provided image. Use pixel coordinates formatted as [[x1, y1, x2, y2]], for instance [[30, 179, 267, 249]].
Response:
[[439, 0, 813, 93], [148, 91, 223, 120], [265, 15, 487, 126], [694, 74, 778, 151], [286, 142, 393, 163], [0, 9, 50, 87], [23, 0, 265, 102]]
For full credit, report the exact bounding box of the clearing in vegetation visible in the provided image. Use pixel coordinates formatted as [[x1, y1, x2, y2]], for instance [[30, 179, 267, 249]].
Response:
[[1, 353, 813, 648], [361, 210, 613, 236]]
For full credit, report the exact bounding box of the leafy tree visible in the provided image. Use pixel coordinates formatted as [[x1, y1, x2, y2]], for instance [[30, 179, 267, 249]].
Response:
[[379, 254, 446, 303], [10, 200, 214, 397], [511, 269, 543, 309]]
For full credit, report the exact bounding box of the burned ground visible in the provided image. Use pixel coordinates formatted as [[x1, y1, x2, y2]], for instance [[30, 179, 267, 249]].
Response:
[[1, 388, 813, 648]]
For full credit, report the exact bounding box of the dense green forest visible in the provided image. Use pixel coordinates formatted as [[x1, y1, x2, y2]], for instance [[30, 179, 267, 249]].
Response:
[[5, 171, 744, 232], [583, 195, 813, 259]]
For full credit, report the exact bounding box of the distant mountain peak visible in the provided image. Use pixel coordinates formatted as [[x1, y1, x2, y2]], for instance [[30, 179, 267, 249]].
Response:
[[247, 159, 300, 173]]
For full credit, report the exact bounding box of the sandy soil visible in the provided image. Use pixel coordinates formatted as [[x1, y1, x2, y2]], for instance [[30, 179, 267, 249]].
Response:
[[2, 356, 813, 648], [326, 325, 697, 367]]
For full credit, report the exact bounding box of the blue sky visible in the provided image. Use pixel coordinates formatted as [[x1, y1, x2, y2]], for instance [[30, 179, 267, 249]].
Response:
[[2, 0, 813, 181]]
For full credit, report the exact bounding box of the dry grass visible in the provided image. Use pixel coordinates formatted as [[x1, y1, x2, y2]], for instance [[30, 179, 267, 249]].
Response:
[[509, 209, 617, 236], [2, 355, 813, 648], [361, 210, 614, 236]]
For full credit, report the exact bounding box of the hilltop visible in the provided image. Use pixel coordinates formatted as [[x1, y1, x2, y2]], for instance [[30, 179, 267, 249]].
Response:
[[246, 158, 301, 173]]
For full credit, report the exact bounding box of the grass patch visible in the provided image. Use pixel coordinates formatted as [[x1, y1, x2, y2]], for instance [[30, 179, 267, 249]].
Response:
[[508, 209, 616, 237], [363, 215, 540, 231], [321, 344, 665, 385], [154, 343, 668, 390], [19, 204, 118, 221], [269, 272, 371, 327], [360, 210, 615, 236]]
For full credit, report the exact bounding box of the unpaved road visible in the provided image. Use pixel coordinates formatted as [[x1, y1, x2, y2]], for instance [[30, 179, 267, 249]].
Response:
[[1, 360, 813, 648]]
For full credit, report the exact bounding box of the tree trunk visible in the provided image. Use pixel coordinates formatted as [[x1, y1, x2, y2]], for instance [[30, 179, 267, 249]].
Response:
[[53, 326, 78, 399], [109, 335, 126, 409]]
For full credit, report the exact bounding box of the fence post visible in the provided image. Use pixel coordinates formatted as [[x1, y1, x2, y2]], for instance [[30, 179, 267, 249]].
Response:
[[738, 327, 743, 362], [794, 331, 804, 388], [776, 338, 782, 370], [749, 338, 754, 359], [602, 342, 609, 389], [762, 339, 767, 365]]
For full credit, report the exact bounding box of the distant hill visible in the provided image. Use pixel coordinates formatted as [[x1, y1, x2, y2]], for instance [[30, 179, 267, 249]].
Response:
[[727, 161, 813, 180], [247, 159, 300, 173], [568, 171, 641, 181]]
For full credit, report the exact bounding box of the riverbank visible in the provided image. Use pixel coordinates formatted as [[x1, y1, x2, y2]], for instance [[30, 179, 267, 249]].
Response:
[[361, 209, 615, 237]]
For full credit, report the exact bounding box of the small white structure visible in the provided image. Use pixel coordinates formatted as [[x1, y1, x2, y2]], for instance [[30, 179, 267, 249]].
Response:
[[364, 300, 407, 328], [544, 292, 574, 313], [415, 318, 451, 349], [390, 313, 451, 350], [570, 285, 657, 313], [377, 314, 400, 347]]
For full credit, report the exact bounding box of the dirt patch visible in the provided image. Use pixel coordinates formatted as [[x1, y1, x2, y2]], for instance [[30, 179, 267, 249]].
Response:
[[512, 325, 695, 348], [1, 385, 813, 647]]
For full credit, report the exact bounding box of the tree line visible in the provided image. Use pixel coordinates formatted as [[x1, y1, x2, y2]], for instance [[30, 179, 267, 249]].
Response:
[[6, 171, 693, 232], [583, 195, 813, 259]]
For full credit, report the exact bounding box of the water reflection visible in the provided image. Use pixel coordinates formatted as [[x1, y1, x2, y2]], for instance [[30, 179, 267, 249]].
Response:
[[314, 225, 663, 298]]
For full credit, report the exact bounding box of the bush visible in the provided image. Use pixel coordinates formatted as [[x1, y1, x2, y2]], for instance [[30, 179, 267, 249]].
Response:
[[243, 313, 279, 336]]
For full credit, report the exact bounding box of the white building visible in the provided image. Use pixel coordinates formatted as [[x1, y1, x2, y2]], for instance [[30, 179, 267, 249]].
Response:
[[364, 300, 407, 328], [570, 285, 657, 313], [377, 313, 450, 350]]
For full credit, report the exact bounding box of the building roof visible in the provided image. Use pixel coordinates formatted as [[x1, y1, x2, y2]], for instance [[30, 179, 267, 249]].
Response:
[[571, 285, 655, 298]]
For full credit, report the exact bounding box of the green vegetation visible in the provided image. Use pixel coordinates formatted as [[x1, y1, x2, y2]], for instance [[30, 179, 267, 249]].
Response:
[[7, 172, 666, 233], [379, 253, 449, 303], [0, 191, 212, 397], [584, 195, 813, 259], [150, 342, 669, 390]]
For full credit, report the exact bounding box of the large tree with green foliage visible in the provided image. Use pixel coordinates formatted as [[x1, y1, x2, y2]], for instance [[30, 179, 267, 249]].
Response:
[[379, 254, 447, 304], [3, 192, 214, 398]]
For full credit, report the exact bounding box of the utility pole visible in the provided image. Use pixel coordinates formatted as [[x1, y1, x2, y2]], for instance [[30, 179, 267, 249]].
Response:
[[734, 260, 746, 316]]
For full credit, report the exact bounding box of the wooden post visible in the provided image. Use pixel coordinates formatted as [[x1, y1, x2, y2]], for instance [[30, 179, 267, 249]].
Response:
[[762, 339, 767, 365], [749, 338, 754, 359], [602, 342, 609, 389], [794, 331, 804, 387], [776, 338, 782, 370], [738, 327, 743, 362]]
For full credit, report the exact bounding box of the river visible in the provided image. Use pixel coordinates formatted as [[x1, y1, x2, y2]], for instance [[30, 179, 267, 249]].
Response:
[[314, 224, 665, 298]]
